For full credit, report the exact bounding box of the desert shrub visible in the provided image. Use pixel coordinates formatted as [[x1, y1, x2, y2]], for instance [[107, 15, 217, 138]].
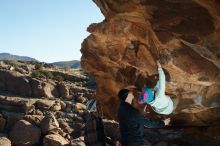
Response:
[[54, 75, 64, 82], [63, 66, 71, 72], [31, 70, 54, 79], [31, 70, 41, 78], [42, 70, 54, 79], [34, 63, 43, 70], [3, 60, 17, 67]]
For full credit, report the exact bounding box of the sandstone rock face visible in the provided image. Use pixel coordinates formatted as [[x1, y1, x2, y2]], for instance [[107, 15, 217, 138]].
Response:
[[81, 0, 220, 119], [9, 120, 41, 146]]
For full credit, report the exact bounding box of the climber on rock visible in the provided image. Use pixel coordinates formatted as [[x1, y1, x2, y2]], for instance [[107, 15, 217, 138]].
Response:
[[117, 86, 170, 146], [138, 60, 174, 115]]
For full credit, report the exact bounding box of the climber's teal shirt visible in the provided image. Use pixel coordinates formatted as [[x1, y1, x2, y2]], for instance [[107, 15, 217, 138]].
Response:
[[149, 67, 174, 115]]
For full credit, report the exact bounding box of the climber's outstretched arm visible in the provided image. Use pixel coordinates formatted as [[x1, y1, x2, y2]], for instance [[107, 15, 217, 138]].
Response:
[[157, 61, 166, 96]]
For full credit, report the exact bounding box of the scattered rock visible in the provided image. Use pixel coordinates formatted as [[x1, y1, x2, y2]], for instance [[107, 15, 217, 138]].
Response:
[[76, 96, 87, 104], [15, 67, 27, 74], [36, 99, 55, 110], [40, 112, 59, 135], [43, 134, 69, 146], [64, 101, 74, 112], [103, 119, 120, 141], [50, 101, 62, 111], [3, 112, 24, 131], [0, 95, 36, 113], [71, 136, 85, 146], [20, 65, 30, 73], [59, 121, 74, 134], [30, 78, 59, 98], [0, 136, 11, 146], [0, 70, 32, 96], [0, 61, 96, 144], [58, 83, 70, 98], [74, 103, 86, 111], [71, 123, 84, 139], [23, 115, 44, 125], [72, 114, 84, 123], [0, 116, 6, 132], [60, 100, 67, 111]]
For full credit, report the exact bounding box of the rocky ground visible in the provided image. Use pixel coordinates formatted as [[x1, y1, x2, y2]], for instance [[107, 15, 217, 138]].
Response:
[[0, 60, 99, 146]]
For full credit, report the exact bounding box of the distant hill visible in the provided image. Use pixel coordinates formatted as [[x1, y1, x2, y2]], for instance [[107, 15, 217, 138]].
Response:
[[0, 53, 80, 69], [0, 53, 38, 62], [52, 60, 81, 69]]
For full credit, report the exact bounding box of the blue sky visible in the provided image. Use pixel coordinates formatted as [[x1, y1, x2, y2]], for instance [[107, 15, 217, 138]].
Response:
[[0, 0, 104, 63]]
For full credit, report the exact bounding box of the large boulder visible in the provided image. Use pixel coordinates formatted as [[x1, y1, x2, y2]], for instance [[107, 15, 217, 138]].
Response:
[[23, 115, 44, 125], [29, 78, 59, 98], [43, 134, 69, 146], [0, 95, 36, 113], [3, 112, 24, 131], [74, 103, 86, 111], [71, 136, 85, 146], [50, 100, 62, 112], [75, 95, 87, 104], [0, 70, 32, 96], [57, 83, 70, 98], [9, 120, 41, 146], [40, 112, 59, 135], [35, 99, 55, 110], [0, 136, 11, 146], [103, 119, 120, 142], [59, 121, 74, 134], [81, 0, 220, 121]]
